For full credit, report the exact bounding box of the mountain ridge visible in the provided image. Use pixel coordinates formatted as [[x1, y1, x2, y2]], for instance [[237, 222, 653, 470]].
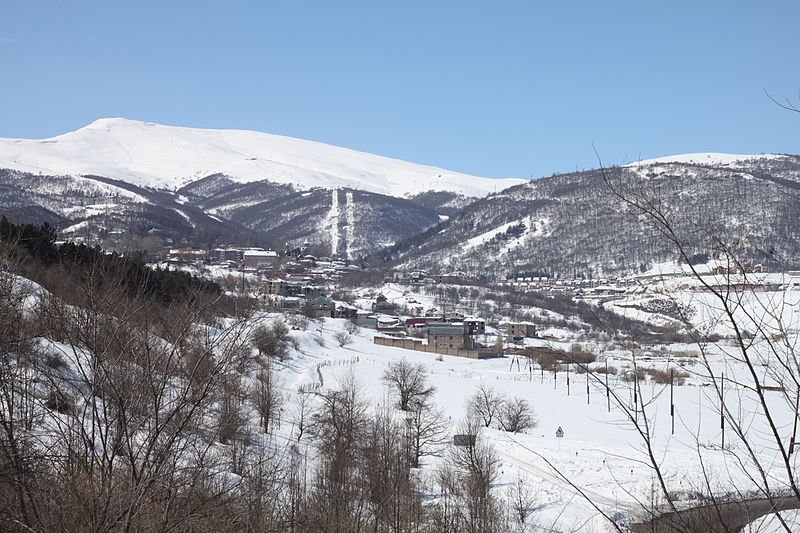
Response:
[[0, 118, 524, 197], [381, 154, 800, 279]]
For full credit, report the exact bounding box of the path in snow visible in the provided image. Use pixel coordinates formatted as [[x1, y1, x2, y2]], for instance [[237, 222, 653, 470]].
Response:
[[494, 435, 635, 514]]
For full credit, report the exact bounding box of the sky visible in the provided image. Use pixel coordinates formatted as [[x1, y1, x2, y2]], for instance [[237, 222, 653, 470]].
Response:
[[1, 1, 798, 179]]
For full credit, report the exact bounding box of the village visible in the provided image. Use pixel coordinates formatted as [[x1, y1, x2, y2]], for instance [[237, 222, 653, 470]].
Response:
[[156, 243, 544, 360], [152, 241, 800, 367]]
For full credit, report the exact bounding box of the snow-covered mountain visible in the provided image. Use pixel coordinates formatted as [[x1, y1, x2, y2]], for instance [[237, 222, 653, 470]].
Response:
[[0, 118, 523, 197], [0, 118, 528, 254]]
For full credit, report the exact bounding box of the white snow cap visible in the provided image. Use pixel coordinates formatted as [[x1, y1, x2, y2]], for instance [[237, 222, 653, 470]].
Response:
[[0, 118, 524, 197]]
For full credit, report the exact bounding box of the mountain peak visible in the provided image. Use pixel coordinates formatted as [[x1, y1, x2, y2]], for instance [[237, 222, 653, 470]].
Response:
[[0, 118, 525, 196]]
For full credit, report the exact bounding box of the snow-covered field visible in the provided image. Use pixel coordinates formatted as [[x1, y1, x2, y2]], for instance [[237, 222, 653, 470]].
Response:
[[254, 312, 800, 531], [12, 261, 800, 531]]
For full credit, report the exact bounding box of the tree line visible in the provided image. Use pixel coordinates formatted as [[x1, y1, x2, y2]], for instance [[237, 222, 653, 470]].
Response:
[[0, 217, 219, 305]]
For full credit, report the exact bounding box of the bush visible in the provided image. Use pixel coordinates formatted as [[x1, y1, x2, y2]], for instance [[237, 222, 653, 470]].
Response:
[[645, 367, 690, 385], [593, 364, 618, 375], [622, 367, 646, 382], [287, 314, 309, 331], [334, 330, 353, 347], [252, 320, 292, 361]]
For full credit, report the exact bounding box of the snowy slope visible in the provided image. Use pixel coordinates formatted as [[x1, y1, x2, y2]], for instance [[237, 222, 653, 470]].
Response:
[[626, 152, 780, 167], [387, 153, 800, 278], [0, 118, 524, 197]]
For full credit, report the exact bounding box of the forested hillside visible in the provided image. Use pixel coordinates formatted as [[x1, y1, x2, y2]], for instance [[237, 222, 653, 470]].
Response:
[[382, 155, 800, 279]]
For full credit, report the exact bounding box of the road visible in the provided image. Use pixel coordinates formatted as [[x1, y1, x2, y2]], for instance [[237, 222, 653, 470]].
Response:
[[630, 496, 800, 533]]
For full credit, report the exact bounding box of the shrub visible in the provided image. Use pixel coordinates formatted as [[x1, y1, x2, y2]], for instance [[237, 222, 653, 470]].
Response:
[[645, 368, 690, 385], [252, 320, 291, 361], [622, 367, 646, 382], [334, 330, 353, 347]]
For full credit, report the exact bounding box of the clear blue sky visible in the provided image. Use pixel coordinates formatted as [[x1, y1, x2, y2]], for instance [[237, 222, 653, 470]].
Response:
[[1, 1, 798, 178]]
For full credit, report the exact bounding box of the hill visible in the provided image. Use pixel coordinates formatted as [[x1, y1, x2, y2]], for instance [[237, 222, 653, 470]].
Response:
[[382, 154, 800, 279]]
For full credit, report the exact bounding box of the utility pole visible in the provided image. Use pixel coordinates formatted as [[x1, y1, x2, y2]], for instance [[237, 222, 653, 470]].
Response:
[[586, 371, 590, 405], [567, 363, 571, 396], [670, 368, 675, 435], [721, 373, 725, 449], [606, 359, 610, 412]]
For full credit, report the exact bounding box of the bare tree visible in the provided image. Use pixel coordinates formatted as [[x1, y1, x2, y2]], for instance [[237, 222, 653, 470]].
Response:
[[307, 373, 370, 529], [405, 397, 449, 467], [251, 361, 283, 435], [382, 358, 436, 411], [468, 384, 504, 428], [344, 320, 360, 335], [571, 156, 800, 532], [441, 419, 505, 533], [497, 397, 537, 434], [291, 392, 310, 442], [506, 474, 538, 531]]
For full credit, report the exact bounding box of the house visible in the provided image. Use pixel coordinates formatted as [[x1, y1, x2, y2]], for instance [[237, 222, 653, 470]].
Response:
[[788, 271, 800, 290], [405, 317, 428, 336], [355, 310, 378, 329], [372, 295, 397, 315], [335, 304, 359, 319], [167, 248, 207, 264], [376, 316, 405, 336], [243, 249, 278, 271], [426, 311, 464, 325], [503, 322, 537, 341], [428, 326, 466, 351], [262, 273, 290, 294], [309, 296, 335, 318]]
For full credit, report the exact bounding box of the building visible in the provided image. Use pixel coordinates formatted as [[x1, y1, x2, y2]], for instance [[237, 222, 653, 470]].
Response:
[[167, 248, 207, 264], [243, 249, 278, 271], [309, 296, 335, 318], [265, 277, 288, 295], [503, 322, 537, 341], [463, 317, 486, 336], [405, 317, 428, 336], [335, 304, 359, 319], [372, 295, 397, 315], [209, 247, 244, 263], [428, 326, 466, 351]]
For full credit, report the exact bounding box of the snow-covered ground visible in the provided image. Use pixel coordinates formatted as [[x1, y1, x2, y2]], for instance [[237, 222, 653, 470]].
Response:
[[261, 315, 800, 531], [13, 262, 800, 531], [462, 216, 551, 255]]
